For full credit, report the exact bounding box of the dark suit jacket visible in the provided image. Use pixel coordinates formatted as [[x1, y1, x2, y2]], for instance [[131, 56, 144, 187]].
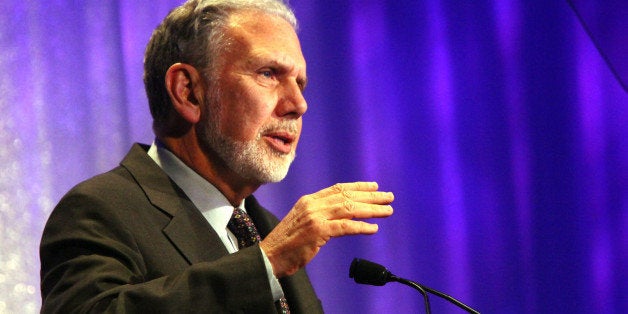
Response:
[[40, 144, 323, 313]]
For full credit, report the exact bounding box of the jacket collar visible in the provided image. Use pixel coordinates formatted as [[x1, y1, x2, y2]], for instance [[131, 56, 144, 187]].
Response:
[[120, 143, 229, 264]]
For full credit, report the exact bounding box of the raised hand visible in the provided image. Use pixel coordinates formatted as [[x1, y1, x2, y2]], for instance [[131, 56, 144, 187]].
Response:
[[260, 182, 394, 277]]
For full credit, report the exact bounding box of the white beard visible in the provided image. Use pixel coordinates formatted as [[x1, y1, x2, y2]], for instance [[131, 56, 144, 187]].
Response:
[[198, 90, 297, 183]]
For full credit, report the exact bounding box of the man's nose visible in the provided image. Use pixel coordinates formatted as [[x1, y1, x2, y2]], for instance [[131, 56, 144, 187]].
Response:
[[275, 81, 307, 118]]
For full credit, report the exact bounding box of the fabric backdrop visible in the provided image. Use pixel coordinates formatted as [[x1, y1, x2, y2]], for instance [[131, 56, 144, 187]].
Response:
[[1, 1, 626, 313]]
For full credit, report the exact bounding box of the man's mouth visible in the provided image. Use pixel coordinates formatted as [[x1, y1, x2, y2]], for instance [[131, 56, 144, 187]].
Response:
[[263, 131, 295, 154]]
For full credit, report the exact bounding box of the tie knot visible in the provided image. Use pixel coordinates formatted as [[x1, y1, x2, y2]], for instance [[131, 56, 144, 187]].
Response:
[[227, 207, 261, 249]]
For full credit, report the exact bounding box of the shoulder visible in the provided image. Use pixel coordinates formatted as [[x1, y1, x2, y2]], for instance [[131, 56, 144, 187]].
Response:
[[43, 144, 164, 237], [54, 165, 141, 214]]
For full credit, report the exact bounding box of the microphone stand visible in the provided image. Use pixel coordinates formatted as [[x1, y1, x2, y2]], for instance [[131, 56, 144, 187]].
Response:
[[390, 275, 431, 314], [391, 275, 479, 314]]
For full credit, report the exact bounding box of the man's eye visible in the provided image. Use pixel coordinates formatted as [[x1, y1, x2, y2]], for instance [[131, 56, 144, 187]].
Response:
[[260, 70, 274, 78]]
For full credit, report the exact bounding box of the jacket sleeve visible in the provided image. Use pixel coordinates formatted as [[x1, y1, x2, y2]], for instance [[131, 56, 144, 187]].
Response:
[[40, 190, 277, 314]]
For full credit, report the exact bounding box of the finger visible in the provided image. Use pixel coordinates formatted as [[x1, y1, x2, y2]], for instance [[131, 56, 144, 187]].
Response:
[[327, 202, 394, 219], [327, 219, 380, 237], [322, 190, 394, 206], [313, 182, 380, 199]]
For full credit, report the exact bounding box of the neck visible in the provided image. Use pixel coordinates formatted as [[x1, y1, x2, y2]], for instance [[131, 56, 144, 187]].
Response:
[[158, 135, 260, 207]]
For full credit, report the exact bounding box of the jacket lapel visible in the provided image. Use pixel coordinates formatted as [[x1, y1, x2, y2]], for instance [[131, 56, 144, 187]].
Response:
[[120, 144, 229, 265]]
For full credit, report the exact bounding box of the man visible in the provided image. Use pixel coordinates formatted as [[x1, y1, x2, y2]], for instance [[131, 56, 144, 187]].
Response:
[[40, 0, 394, 312]]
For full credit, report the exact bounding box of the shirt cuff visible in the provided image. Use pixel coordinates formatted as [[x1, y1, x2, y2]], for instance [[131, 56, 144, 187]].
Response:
[[259, 246, 284, 301]]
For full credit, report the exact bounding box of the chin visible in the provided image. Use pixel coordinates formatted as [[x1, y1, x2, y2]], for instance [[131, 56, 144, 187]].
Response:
[[247, 153, 294, 184]]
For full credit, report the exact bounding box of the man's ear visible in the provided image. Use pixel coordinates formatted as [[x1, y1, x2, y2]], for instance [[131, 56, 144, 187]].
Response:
[[165, 63, 204, 124]]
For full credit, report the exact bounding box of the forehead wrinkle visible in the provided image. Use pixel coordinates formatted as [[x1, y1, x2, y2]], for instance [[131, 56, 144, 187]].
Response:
[[248, 51, 295, 68], [223, 11, 307, 88]]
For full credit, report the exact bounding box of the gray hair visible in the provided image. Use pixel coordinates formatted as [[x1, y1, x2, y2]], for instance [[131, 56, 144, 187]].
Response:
[[143, 0, 297, 128]]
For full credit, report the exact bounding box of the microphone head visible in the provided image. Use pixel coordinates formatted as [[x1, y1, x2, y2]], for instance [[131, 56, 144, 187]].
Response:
[[349, 258, 392, 286]]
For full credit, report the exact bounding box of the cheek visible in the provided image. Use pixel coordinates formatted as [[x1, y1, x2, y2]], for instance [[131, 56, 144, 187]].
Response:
[[219, 70, 289, 135], [221, 89, 277, 140], [240, 85, 278, 120]]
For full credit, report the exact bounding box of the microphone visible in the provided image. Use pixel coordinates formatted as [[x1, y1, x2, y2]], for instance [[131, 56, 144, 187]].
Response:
[[349, 258, 480, 314], [350, 258, 432, 313], [348, 257, 392, 285]]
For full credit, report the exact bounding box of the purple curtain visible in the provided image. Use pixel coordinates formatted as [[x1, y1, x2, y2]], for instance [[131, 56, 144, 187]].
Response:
[[1, 1, 626, 313]]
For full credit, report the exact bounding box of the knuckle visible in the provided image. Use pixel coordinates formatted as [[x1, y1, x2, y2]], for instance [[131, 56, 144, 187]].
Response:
[[341, 190, 352, 200], [338, 220, 350, 232], [342, 200, 355, 215], [331, 183, 344, 193]]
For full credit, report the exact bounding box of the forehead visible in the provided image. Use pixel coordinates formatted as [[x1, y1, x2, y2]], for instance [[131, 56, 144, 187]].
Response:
[[223, 10, 306, 68]]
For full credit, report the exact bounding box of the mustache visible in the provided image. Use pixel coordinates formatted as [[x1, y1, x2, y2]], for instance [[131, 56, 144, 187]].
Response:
[[259, 120, 299, 135]]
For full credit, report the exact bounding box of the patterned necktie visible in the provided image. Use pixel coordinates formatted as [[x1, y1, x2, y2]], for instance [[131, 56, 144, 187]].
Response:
[[227, 207, 290, 314]]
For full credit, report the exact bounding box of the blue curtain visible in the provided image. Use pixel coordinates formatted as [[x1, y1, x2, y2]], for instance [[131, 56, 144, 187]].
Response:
[[1, 1, 626, 313]]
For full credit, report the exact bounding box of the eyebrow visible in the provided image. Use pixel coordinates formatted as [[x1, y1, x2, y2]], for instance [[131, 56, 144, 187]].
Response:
[[248, 53, 308, 89], [292, 67, 307, 91], [298, 76, 308, 91]]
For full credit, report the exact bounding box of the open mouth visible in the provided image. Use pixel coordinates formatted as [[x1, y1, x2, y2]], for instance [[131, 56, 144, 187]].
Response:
[[263, 131, 295, 154]]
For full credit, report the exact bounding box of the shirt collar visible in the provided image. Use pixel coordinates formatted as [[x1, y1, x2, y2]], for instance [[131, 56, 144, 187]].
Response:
[[147, 140, 245, 236]]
